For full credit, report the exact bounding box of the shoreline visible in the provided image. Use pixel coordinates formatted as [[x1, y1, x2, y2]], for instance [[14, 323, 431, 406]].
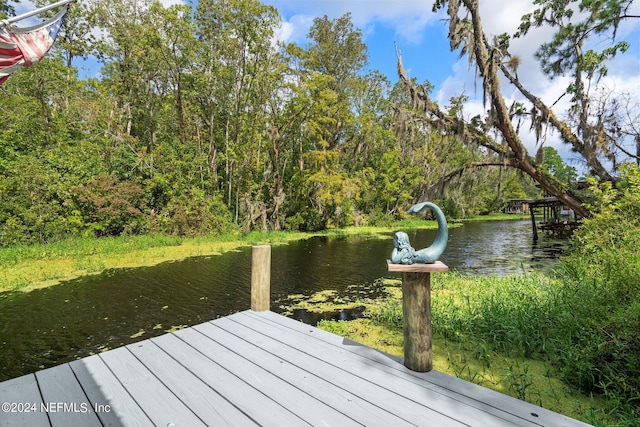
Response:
[[1, 219, 453, 293]]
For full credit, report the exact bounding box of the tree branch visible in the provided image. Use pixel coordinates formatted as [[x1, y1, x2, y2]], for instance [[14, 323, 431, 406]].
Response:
[[395, 44, 510, 158], [419, 161, 511, 201], [498, 62, 614, 181]]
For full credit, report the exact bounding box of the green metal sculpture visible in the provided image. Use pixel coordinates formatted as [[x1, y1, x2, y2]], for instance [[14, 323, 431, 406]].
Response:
[[390, 202, 448, 264]]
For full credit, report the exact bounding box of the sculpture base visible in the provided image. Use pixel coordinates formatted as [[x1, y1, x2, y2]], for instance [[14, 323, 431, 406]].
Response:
[[386, 260, 449, 273], [387, 260, 449, 372]]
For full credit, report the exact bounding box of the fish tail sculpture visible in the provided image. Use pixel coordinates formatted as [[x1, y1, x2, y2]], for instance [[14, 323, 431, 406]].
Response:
[[390, 202, 448, 264]]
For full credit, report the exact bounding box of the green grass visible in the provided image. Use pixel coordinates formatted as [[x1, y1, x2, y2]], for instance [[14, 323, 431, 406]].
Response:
[[458, 212, 530, 221], [430, 270, 639, 425], [292, 266, 638, 426]]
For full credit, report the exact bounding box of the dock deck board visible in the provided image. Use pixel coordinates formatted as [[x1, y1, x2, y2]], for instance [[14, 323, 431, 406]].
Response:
[[0, 310, 590, 426]]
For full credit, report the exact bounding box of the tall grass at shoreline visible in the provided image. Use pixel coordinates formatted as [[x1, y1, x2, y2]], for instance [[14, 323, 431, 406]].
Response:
[[312, 276, 607, 424], [360, 267, 639, 426]]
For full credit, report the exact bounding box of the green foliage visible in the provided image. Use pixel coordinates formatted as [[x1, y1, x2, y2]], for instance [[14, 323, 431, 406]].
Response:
[[541, 146, 578, 184], [154, 189, 234, 237], [369, 298, 403, 330], [0, 1, 541, 246], [0, 0, 15, 18], [517, 0, 633, 80], [428, 268, 639, 423], [72, 175, 148, 237], [555, 163, 640, 414], [424, 165, 640, 422]]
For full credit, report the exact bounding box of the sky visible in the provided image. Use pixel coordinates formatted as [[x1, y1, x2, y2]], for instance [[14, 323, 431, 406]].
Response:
[[12, 0, 640, 171], [262, 0, 640, 172]]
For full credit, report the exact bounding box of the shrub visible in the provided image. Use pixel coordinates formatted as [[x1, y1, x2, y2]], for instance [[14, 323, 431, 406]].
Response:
[[550, 164, 640, 415], [72, 175, 148, 237], [160, 189, 234, 237]]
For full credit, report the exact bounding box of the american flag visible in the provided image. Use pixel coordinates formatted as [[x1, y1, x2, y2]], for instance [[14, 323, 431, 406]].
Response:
[[0, 6, 67, 86]]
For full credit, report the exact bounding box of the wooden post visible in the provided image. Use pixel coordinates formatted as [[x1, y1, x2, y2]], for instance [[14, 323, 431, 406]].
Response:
[[403, 271, 432, 371], [387, 260, 448, 372], [530, 206, 538, 241], [251, 245, 271, 311]]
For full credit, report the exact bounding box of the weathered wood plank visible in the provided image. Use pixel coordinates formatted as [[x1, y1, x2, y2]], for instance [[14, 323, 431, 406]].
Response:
[[217, 313, 469, 426], [0, 309, 591, 427], [98, 346, 206, 427], [172, 326, 355, 426], [153, 332, 307, 427], [259, 310, 589, 426], [250, 310, 591, 427], [69, 355, 154, 427], [128, 338, 255, 426], [194, 319, 414, 426], [235, 311, 546, 427], [0, 374, 49, 427], [387, 259, 449, 272], [35, 363, 102, 427], [251, 245, 271, 311]]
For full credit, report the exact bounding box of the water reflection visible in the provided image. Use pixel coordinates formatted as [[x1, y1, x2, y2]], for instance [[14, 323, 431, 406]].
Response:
[[0, 219, 567, 381], [434, 219, 567, 275]]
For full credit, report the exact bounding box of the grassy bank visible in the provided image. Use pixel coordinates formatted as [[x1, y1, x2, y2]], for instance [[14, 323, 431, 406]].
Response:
[[456, 212, 530, 221], [0, 218, 440, 293]]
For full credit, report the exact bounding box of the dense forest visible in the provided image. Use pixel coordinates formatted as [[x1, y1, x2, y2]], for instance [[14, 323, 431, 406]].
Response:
[[0, 0, 636, 247]]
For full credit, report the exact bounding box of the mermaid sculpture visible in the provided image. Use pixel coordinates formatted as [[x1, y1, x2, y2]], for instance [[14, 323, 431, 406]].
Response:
[[390, 202, 448, 264]]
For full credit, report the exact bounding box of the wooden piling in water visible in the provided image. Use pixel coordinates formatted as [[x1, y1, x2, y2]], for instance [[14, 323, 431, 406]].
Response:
[[251, 245, 271, 311], [387, 260, 449, 372], [530, 205, 538, 241]]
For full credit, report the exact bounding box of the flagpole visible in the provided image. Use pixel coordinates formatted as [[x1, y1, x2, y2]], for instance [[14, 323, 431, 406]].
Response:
[[4, 0, 76, 25]]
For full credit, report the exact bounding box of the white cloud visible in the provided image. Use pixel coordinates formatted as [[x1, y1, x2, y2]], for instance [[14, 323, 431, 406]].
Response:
[[265, 0, 438, 45], [275, 13, 314, 45]]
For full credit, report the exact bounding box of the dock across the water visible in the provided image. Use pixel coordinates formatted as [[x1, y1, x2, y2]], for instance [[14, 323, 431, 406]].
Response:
[[1, 309, 589, 426]]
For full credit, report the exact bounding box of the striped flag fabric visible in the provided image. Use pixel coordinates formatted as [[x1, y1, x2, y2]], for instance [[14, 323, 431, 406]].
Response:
[[0, 6, 67, 85]]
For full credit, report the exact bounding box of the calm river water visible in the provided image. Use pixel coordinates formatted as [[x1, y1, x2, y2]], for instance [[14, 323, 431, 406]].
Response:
[[0, 219, 567, 381]]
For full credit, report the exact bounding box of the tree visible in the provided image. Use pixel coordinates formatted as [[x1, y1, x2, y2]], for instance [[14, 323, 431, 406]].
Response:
[[516, 0, 639, 177], [541, 146, 578, 184], [193, 0, 282, 230], [0, 0, 16, 19], [92, 0, 166, 179], [301, 13, 368, 152], [398, 0, 639, 219], [282, 13, 372, 229]]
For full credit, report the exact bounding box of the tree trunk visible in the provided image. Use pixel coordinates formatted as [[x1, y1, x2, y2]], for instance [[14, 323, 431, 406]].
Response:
[[463, 0, 589, 218], [395, 3, 590, 219]]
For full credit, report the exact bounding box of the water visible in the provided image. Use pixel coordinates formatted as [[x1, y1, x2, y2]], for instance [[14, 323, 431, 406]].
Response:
[[0, 219, 566, 381]]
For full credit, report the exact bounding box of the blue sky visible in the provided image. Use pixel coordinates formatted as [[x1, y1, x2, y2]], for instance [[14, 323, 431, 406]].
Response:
[[263, 0, 460, 91]]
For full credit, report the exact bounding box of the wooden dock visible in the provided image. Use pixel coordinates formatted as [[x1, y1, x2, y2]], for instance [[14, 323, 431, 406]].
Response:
[[1, 310, 589, 426]]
